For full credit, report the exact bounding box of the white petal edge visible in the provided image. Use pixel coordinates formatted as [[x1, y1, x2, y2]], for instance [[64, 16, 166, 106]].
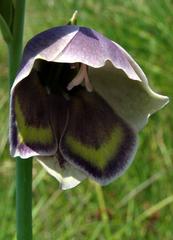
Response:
[[112, 41, 169, 109], [37, 156, 86, 190]]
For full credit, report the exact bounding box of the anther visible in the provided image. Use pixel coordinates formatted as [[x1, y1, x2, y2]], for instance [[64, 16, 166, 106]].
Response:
[[67, 64, 93, 92]]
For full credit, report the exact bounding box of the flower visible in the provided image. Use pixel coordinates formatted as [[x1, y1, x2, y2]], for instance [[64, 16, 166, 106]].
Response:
[[9, 25, 168, 190]]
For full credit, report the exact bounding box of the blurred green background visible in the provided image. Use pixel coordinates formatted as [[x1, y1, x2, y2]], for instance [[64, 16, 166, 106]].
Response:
[[0, 0, 173, 239]]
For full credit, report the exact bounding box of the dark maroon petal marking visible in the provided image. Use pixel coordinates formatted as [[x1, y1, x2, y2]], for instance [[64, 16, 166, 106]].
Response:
[[60, 88, 137, 184]]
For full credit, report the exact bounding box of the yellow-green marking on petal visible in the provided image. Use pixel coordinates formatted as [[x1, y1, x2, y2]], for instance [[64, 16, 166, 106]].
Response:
[[15, 98, 53, 144], [66, 126, 124, 170]]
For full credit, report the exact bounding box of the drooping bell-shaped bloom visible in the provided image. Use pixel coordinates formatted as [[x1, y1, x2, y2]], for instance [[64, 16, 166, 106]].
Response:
[[9, 25, 168, 190]]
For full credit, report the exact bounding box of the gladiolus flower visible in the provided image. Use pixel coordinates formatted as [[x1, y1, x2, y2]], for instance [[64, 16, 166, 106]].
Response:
[[9, 25, 168, 189]]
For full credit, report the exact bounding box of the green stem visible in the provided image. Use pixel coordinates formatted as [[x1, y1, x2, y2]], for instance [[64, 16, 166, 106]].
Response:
[[7, 0, 33, 239], [8, 0, 26, 86], [16, 158, 32, 240], [94, 182, 111, 239]]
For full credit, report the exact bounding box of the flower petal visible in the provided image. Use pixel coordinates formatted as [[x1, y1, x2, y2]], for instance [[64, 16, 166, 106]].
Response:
[[60, 88, 137, 185], [11, 26, 168, 128], [37, 156, 86, 190], [12, 25, 79, 90], [9, 24, 169, 188], [10, 70, 57, 158], [12, 25, 148, 91], [90, 62, 169, 131], [55, 27, 140, 80]]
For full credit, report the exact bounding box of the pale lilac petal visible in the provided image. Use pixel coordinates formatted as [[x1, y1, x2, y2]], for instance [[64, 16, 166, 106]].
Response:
[[11, 25, 143, 93], [90, 62, 168, 131], [12, 26, 79, 91]]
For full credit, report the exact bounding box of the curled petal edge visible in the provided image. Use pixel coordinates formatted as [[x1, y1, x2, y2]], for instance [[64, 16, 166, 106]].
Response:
[[11, 26, 155, 93], [37, 156, 86, 190]]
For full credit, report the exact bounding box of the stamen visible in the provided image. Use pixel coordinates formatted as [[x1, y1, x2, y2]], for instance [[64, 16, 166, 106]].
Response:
[[67, 64, 93, 92], [46, 87, 51, 95], [67, 64, 85, 90], [70, 63, 79, 69], [84, 72, 93, 92]]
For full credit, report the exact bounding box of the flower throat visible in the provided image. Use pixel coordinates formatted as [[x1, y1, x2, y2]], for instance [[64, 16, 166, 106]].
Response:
[[35, 59, 93, 97]]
